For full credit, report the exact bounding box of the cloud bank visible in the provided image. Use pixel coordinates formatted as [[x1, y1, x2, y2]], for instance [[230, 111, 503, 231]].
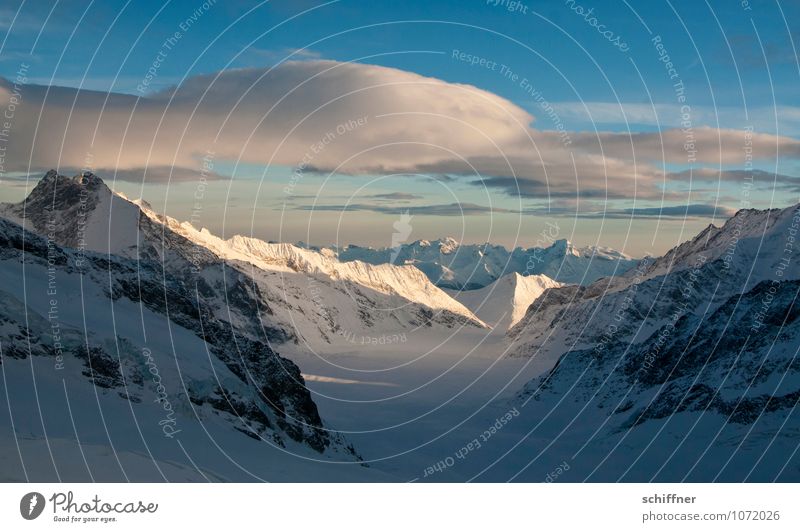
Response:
[[1, 59, 797, 210]]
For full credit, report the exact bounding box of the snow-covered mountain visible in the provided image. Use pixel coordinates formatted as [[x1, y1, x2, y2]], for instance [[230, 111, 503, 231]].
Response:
[[1, 171, 485, 349], [0, 170, 487, 480], [134, 204, 485, 345], [0, 214, 368, 480], [508, 205, 800, 360], [449, 272, 563, 332], [329, 236, 637, 289], [634, 206, 795, 285], [5, 170, 798, 481], [0, 170, 141, 255], [499, 204, 800, 480], [162, 224, 482, 326]]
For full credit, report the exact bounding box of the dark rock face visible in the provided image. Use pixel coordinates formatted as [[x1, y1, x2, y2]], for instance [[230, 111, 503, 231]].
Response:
[[507, 204, 800, 480], [6, 171, 107, 249], [105, 262, 329, 450], [616, 279, 800, 427], [74, 345, 129, 389], [190, 386, 282, 444], [524, 278, 800, 423], [511, 258, 800, 480], [0, 200, 340, 456]]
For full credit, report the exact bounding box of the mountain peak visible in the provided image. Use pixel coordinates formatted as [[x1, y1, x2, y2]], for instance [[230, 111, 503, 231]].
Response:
[[28, 169, 110, 199], [637, 202, 800, 284], [549, 238, 581, 257], [452, 271, 563, 331], [41, 168, 59, 181], [73, 170, 106, 188], [438, 236, 459, 254], [1, 169, 139, 255]]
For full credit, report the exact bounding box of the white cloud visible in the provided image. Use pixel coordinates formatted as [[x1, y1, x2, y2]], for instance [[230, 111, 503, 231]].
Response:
[[1, 60, 798, 204]]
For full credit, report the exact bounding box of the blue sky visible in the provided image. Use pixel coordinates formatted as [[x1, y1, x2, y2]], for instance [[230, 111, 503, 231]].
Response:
[[1, 0, 798, 255], [4, 1, 798, 119]]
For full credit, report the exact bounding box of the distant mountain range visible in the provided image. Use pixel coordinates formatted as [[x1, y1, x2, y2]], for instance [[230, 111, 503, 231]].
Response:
[[325, 236, 637, 289]]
